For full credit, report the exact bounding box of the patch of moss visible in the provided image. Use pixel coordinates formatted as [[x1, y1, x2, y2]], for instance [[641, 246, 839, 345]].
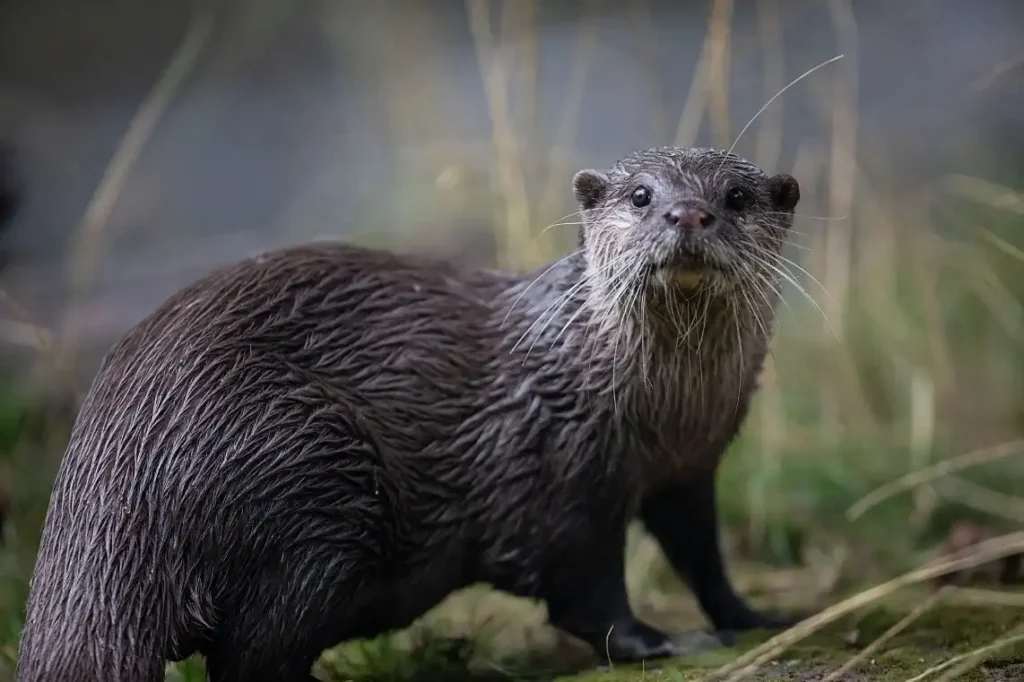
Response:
[[548, 601, 1024, 682]]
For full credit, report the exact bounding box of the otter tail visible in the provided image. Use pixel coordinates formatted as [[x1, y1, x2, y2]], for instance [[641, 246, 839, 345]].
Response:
[[17, 476, 172, 681], [17, 543, 171, 682]]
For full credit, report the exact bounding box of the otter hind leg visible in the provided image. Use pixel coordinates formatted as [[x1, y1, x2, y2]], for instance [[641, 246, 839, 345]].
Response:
[[202, 542, 374, 682], [202, 383, 396, 681], [640, 468, 799, 635]]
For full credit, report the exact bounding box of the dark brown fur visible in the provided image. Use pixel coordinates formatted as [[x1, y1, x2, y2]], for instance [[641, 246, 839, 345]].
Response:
[[18, 146, 800, 681]]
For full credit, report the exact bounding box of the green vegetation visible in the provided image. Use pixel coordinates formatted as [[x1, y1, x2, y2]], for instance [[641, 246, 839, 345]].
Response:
[[1, 1, 1023, 681]]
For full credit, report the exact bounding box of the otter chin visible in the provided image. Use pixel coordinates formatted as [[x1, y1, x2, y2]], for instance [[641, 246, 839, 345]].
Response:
[[18, 145, 801, 682], [653, 265, 706, 291]]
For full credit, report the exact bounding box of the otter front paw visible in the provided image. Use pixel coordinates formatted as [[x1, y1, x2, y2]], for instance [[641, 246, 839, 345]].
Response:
[[735, 608, 802, 630], [711, 608, 804, 645], [597, 621, 727, 664]]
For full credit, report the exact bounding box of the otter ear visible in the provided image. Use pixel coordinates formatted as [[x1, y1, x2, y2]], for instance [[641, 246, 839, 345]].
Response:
[[572, 169, 610, 210], [767, 173, 800, 212]]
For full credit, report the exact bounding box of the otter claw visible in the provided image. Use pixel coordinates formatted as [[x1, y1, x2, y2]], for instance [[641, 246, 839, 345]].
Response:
[[669, 629, 731, 656], [596, 628, 729, 668]]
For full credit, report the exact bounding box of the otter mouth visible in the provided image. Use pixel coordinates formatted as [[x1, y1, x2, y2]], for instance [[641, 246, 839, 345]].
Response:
[[653, 264, 706, 290], [650, 254, 723, 291]]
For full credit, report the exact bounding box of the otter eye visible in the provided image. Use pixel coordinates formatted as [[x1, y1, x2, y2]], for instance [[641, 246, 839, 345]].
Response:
[[725, 187, 748, 211], [630, 186, 652, 208]]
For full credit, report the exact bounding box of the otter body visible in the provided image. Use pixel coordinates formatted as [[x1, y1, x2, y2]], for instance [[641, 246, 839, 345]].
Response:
[[18, 147, 800, 682]]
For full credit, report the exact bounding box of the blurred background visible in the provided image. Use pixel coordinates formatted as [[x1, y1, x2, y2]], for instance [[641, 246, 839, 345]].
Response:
[[0, 0, 1022, 679]]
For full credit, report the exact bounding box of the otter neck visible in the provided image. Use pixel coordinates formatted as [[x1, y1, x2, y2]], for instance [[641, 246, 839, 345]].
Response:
[[503, 251, 776, 372], [500, 251, 778, 487], [580, 256, 775, 378]]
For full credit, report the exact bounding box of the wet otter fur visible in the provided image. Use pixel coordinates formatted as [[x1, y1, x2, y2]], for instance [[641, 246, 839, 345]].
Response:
[[18, 146, 801, 682]]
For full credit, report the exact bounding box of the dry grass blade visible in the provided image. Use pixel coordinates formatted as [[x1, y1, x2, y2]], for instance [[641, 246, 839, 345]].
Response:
[[935, 475, 1024, 524], [69, 3, 218, 294], [819, 0, 858, 343], [904, 624, 1024, 682], [465, 0, 536, 270], [538, 0, 600, 224], [819, 587, 952, 682], [702, 531, 1024, 682], [56, 0, 218, 389], [945, 587, 1024, 609], [847, 440, 1024, 521], [706, 0, 735, 147], [630, 0, 671, 141], [981, 228, 1024, 263], [672, 33, 712, 147], [0, 289, 56, 354], [943, 174, 1024, 215], [753, 0, 784, 172], [0, 288, 80, 400]]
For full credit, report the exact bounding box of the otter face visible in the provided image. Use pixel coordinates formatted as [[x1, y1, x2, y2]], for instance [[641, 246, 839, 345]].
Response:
[[572, 147, 799, 298]]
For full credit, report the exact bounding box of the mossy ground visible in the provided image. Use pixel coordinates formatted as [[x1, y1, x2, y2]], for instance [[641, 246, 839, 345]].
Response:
[[158, 565, 1024, 682], [303, 587, 1024, 682]]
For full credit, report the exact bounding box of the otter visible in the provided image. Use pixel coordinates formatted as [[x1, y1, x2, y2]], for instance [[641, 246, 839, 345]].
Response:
[[18, 146, 801, 682]]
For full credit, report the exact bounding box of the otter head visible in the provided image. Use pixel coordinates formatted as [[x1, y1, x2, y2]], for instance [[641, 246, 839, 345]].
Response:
[[572, 146, 800, 333]]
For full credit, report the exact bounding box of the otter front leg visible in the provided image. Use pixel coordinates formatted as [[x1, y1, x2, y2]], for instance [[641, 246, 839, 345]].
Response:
[[640, 467, 797, 635], [543, 537, 725, 664]]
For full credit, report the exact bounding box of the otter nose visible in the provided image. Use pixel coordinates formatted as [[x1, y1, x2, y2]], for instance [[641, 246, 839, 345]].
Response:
[[663, 204, 715, 230]]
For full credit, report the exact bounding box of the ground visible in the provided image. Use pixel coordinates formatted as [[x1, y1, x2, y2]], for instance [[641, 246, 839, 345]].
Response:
[[157, 547, 1024, 682], [303, 589, 1024, 682]]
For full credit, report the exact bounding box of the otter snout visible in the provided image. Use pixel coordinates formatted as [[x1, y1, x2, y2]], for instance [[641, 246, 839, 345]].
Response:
[[662, 201, 716, 231]]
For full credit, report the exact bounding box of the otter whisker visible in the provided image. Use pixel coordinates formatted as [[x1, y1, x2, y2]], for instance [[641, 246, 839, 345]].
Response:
[[744, 266, 787, 317], [564, 251, 637, 351], [739, 251, 800, 308], [625, 257, 653, 381], [604, 254, 650, 411], [639, 288, 653, 389], [742, 244, 825, 309], [743, 251, 837, 338], [544, 205, 614, 229], [733, 266, 774, 342], [727, 289, 748, 415], [502, 249, 584, 327], [693, 288, 712, 414], [720, 53, 844, 168], [746, 271, 793, 337], [773, 252, 836, 303], [518, 275, 590, 357], [591, 249, 639, 325], [541, 205, 621, 235], [552, 296, 591, 347], [763, 210, 850, 222], [529, 246, 639, 358]]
